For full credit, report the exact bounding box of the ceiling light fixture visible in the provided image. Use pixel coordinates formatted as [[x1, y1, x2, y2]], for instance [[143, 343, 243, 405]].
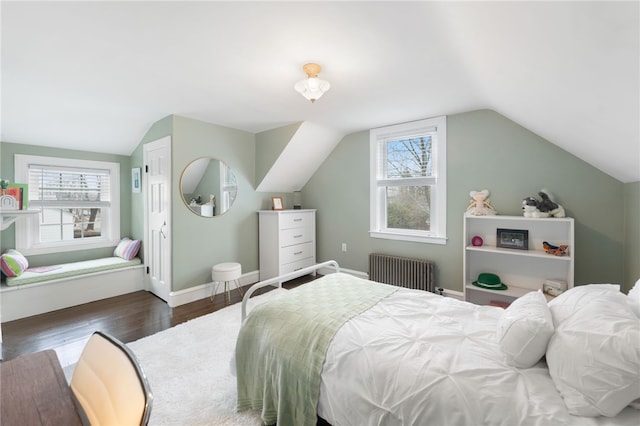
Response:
[[294, 63, 330, 103]]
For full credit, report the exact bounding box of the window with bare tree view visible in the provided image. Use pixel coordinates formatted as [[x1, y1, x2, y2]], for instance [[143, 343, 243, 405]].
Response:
[[370, 116, 447, 244]]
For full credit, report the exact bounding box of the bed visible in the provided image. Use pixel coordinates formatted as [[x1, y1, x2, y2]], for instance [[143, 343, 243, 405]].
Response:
[[235, 261, 640, 426]]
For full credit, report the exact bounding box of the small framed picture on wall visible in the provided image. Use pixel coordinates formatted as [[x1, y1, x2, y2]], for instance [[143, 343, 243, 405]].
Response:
[[132, 168, 141, 193], [271, 196, 284, 210]]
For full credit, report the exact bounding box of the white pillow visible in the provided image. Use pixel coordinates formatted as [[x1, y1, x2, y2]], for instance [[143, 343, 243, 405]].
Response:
[[628, 278, 640, 318], [547, 283, 620, 324], [546, 287, 640, 417], [496, 290, 554, 368]]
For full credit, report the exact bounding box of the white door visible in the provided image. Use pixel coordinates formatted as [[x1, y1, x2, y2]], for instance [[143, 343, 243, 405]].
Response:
[[143, 137, 171, 302]]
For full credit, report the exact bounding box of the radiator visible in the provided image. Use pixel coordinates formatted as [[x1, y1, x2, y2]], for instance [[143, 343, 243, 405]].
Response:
[[369, 253, 435, 292]]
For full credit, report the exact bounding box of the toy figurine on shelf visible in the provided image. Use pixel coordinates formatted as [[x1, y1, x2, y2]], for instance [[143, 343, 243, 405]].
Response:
[[522, 189, 565, 218], [465, 189, 497, 216], [543, 241, 568, 256]]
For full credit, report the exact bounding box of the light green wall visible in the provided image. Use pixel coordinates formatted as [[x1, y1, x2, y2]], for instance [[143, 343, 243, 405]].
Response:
[[624, 181, 640, 292], [302, 109, 626, 292], [1, 109, 635, 295], [167, 116, 280, 292], [0, 141, 132, 267]]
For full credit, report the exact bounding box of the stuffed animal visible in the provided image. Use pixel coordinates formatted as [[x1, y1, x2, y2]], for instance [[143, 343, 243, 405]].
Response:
[[522, 197, 543, 217], [466, 189, 497, 216], [538, 191, 565, 218], [522, 190, 565, 218]]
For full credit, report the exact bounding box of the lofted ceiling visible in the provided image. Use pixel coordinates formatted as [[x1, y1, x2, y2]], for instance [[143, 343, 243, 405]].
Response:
[[1, 1, 638, 182]]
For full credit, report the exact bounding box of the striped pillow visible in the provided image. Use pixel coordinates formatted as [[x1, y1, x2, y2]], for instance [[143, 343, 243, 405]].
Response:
[[113, 238, 141, 261], [1, 249, 29, 277]]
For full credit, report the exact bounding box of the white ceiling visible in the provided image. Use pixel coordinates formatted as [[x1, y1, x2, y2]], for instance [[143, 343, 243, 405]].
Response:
[[2, 1, 638, 182]]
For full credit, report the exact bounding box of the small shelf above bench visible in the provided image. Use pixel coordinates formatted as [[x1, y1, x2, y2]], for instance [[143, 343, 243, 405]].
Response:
[[0, 209, 39, 231]]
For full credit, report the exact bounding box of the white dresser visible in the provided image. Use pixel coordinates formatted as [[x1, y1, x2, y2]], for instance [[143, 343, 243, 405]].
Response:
[[258, 209, 316, 281]]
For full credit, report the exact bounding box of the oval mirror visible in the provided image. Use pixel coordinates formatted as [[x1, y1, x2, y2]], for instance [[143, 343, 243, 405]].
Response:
[[180, 157, 238, 217]]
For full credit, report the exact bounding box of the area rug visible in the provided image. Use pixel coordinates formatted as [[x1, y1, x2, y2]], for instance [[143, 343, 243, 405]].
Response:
[[68, 289, 285, 425]]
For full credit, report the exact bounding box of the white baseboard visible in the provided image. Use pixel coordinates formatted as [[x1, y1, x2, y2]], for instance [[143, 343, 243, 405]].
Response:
[[152, 266, 466, 308], [442, 289, 464, 300], [318, 266, 369, 280], [167, 270, 260, 307]]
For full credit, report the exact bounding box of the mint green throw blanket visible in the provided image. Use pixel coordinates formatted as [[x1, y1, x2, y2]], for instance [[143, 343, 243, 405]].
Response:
[[236, 273, 397, 426]]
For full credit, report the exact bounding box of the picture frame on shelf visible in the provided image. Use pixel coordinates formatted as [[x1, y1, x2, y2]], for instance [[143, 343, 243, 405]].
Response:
[[496, 228, 529, 250], [271, 196, 284, 210]]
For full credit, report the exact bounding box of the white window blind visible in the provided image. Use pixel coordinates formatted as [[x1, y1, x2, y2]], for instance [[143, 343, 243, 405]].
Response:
[[28, 164, 112, 209]]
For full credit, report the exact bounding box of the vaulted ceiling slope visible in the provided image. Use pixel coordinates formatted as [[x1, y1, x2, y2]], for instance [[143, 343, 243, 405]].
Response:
[[1, 1, 638, 182]]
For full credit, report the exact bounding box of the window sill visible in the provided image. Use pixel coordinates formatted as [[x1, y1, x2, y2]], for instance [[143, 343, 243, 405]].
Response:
[[369, 230, 447, 245]]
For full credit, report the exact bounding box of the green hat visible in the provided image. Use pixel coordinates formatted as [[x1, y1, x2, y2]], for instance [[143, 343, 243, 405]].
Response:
[[472, 272, 508, 290]]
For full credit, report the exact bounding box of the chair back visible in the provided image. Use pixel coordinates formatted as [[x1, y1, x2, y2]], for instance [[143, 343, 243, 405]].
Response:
[[70, 331, 153, 426]]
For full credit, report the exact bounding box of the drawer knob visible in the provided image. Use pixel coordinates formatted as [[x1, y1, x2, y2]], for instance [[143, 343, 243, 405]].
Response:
[[293, 218, 303, 222], [294, 234, 303, 238], [294, 251, 303, 255]]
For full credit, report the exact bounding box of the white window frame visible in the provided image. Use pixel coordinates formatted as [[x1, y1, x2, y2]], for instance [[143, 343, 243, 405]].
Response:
[[369, 116, 447, 244], [220, 161, 237, 213], [14, 154, 121, 255]]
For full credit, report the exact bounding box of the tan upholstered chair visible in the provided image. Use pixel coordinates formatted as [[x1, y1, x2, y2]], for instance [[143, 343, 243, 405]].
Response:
[[70, 331, 153, 426]]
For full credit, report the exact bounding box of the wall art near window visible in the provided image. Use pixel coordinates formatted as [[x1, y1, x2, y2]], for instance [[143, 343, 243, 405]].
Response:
[[132, 168, 141, 193]]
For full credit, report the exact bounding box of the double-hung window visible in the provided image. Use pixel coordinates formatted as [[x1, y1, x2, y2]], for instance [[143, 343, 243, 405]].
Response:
[[15, 155, 120, 255], [370, 116, 447, 244]]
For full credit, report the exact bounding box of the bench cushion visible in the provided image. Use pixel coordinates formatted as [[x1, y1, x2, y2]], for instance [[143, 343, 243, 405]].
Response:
[[5, 257, 142, 287]]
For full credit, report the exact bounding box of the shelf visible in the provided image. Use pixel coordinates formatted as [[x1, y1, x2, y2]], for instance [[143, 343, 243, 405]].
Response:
[[465, 245, 571, 261], [0, 210, 39, 231], [463, 215, 574, 306], [465, 283, 554, 302]]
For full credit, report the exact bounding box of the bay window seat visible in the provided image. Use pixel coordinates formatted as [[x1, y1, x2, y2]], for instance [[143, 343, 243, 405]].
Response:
[[1, 257, 145, 322]]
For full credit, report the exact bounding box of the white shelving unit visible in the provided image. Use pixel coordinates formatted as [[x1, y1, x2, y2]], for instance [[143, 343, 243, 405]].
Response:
[[0, 209, 39, 231], [463, 215, 574, 306]]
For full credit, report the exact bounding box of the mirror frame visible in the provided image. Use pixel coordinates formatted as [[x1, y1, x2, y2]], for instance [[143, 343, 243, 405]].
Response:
[[179, 157, 237, 217]]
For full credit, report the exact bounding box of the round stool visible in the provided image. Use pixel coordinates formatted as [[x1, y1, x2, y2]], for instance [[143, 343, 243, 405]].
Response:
[[211, 262, 243, 305]]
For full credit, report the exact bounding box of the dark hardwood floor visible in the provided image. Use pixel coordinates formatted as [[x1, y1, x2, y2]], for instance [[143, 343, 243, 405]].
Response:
[[1, 275, 316, 367]]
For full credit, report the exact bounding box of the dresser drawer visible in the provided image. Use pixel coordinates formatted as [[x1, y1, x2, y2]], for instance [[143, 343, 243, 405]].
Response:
[[279, 212, 313, 230], [280, 241, 314, 265], [280, 226, 313, 247], [280, 257, 315, 275]]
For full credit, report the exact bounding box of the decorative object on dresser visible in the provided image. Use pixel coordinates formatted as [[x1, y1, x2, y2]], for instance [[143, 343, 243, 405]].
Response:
[[258, 209, 316, 282], [463, 215, 574, 306], [271, 196, 284, 210], [293, 191, 302, 209]]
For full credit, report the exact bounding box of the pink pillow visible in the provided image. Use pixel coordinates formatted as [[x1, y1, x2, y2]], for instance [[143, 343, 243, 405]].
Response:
[[113, 238, 141, 260], [1, 249, 29, 277]]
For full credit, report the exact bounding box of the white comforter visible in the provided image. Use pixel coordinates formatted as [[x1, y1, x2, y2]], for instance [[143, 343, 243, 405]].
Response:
[[317, 288, 639, 426]]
